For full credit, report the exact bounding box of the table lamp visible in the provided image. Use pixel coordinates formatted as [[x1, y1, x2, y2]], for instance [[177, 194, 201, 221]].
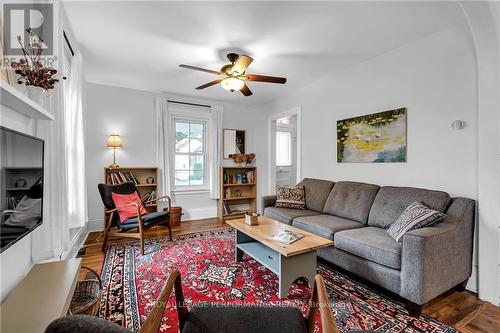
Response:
[[107, 134, 122, 168]]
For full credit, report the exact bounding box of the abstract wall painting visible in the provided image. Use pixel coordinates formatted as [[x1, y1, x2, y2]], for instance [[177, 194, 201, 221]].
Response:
[[337, 108, 407, 163]]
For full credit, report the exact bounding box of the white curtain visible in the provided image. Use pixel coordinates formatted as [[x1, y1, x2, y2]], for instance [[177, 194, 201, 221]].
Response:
[[209, 105, 223, 199], [32, 1, 70, 261], [155, 97, 172, 206], [65, 53, 87, 228]]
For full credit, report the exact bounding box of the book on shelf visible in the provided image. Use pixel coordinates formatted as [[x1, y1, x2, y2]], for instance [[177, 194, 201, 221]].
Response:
[[107, 171, 139, 185], [223, 202, 232, 215], [224, 170, 255, 185], [141, 190, 156, 203], [269, 230, 304, 244]]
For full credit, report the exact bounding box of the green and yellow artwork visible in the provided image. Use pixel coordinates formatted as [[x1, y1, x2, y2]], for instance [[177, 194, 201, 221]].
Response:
[[337, 108, 407, 163]]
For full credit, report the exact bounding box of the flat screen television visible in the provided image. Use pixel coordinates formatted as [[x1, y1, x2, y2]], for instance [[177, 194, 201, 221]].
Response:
[[0, 126, 44, 253]]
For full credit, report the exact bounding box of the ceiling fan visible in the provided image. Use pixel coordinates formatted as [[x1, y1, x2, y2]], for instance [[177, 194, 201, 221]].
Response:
[[179, 53, 286, 96]]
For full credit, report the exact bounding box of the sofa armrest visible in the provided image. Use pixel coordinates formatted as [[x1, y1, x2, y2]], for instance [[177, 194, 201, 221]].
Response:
[[400, 197, 475, 304], [261, 195, 277, 213], [262, 195, 277, 208]]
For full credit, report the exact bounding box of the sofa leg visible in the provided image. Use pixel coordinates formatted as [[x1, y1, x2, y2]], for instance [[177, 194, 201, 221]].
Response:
[[456, 279, 468, 292], [407, 301, 422, 317]]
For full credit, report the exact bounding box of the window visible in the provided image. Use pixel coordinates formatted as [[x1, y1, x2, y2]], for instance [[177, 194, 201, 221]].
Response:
[[174, 120, 207, 188], [276, 131, 292, 166]]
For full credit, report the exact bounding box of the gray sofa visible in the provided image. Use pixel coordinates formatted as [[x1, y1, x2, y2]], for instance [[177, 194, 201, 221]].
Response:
[[262, 178, 475, 316]]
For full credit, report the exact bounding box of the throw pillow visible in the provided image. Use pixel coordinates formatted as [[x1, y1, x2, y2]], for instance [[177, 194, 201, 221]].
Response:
[[275, 185, 306, 210], [387, 201, 446, 242], [111, 192, 147, 223], [4, 196, 42, 228]]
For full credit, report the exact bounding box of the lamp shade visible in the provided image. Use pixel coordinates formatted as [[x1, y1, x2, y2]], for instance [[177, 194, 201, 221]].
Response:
[[107, 134, 123, 148]]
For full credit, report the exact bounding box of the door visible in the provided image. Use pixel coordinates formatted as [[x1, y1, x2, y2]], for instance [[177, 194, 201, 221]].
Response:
[[272, 115, 297, 192]]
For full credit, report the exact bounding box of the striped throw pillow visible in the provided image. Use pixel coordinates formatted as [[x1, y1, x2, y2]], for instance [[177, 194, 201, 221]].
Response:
[[387, 201, 446, 242], [275, 185, 306, 210]]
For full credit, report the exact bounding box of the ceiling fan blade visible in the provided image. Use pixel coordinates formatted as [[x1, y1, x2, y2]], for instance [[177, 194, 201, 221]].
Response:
[[240, 83, 253, 96], [231, 55, 253, 75], [245, 74, 286, 84], [179, 64, 220, 75], [195, 79, 222, 90]]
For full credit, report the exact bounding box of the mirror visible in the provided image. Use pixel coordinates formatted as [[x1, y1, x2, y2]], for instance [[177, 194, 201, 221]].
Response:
[[223, 129, 245, 159]]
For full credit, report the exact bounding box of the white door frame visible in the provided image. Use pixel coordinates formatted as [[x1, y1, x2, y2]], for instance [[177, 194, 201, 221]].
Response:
[[267, 106, 302, 194]]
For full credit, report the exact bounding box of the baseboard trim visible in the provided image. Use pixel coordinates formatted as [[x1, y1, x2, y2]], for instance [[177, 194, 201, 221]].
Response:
[[182, 206, 217, 221], [61, 226, 88, 260], [87, 218, 104, 232]]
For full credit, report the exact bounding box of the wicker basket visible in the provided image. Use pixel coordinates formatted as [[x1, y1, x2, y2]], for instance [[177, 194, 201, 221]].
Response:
[[68, 266, 102, 316]]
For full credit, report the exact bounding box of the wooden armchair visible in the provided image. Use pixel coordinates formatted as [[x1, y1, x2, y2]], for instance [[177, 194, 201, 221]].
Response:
[[142, 269, 339, 333], [45, 269, 340, 333], [97, 182, 172, 255]]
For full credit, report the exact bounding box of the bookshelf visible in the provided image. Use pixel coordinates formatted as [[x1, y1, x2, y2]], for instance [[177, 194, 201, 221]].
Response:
[[217, 166, 257, 221], [103, 167, 159, 220]]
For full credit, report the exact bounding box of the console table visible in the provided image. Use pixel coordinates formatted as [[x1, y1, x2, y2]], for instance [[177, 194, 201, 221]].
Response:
[[0, 258, 81, 333]]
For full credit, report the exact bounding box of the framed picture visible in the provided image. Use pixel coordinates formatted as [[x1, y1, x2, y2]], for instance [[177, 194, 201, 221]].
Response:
[[337, 108, 407, 163]]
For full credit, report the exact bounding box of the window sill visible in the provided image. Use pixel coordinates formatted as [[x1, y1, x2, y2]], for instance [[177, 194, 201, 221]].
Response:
[[172, 188, 210, 195]]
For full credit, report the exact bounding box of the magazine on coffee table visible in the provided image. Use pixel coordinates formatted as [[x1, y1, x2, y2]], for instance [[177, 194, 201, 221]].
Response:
[[269, 230, 304, 244]]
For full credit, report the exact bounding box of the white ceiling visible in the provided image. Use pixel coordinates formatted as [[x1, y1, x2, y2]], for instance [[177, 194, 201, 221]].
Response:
[[63, 1, 466, 105]]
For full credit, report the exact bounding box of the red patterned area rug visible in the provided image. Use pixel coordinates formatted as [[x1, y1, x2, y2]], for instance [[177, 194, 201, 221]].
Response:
[[99, 228, 456, 333]]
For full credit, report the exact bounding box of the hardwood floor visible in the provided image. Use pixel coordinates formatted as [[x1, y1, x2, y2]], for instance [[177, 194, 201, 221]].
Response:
[[79, 218, 499, 333]]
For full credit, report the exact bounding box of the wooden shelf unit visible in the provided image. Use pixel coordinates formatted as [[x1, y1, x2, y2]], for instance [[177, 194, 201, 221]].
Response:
[[217, 166, 257, 220], [104, 167, 159, 220]]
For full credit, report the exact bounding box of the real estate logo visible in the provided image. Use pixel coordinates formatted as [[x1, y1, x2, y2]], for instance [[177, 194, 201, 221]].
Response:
[[2, 3, 54, 57]]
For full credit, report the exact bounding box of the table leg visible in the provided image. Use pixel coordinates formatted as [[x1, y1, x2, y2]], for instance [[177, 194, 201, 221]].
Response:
[[235, 230, 254, 262], [278, 251, 317, 298]]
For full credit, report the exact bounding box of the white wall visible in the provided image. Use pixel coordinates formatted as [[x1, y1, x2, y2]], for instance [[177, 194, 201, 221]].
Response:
[[460, 1, 500, 305], [84, 83, 266, 229], [261, 23, 479, 290], [262, 24, 477, 197]]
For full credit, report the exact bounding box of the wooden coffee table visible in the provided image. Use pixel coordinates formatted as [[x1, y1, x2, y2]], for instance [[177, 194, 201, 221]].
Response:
[[226, 216, 333, 298]]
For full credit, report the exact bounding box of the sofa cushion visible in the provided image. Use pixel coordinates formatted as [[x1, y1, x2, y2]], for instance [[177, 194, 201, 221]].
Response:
[[263, 206, 322, 225], [275, 185, 306, 209], [368, 186, 451, 228], [334, 227, 402, 269], [297, 178, 335, 212], [387, 201, 446, 242], [323, 181, 379, 224], [292, 214, 364, 240]]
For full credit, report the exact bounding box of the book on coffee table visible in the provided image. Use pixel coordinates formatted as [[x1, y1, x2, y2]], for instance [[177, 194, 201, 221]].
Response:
[[269, 230, 304, 244]]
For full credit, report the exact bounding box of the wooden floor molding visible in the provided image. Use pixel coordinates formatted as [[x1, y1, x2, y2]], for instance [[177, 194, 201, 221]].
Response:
[[79, 218, 500, 333]]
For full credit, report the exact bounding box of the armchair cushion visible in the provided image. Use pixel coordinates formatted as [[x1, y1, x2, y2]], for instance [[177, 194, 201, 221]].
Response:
[[117, 211, 170, 230], [111, 191, 147, 223], [182, 303, 307, 333]]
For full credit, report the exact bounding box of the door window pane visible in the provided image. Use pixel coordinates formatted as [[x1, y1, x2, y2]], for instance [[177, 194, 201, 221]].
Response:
[[276, 131, 292, 166]]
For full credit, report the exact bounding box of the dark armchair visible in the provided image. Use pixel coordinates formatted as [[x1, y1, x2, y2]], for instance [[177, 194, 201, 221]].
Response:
[[45, 269, 341, 333], [98, 182, 172, 255]]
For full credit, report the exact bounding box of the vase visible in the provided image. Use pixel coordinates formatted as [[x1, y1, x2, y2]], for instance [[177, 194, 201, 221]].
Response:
[[24, 86, 45, 105]]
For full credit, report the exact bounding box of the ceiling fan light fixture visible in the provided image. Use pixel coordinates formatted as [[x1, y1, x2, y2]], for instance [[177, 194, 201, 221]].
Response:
[[221, 77, 245, 92]]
